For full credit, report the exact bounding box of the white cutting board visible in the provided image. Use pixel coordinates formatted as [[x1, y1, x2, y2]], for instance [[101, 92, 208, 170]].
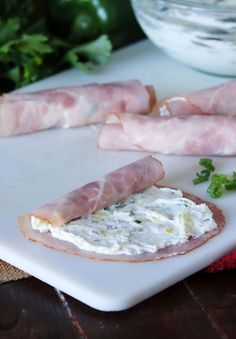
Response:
[[0, 41, 236, 311]]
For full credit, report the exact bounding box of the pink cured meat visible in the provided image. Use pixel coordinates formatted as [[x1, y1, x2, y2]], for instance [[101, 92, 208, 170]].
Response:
[[18, 156, 165, 228], [0, 80, 156, 137], [98, 113, 236, 155], [18, 188, 224, 262], [159, 81, 236, 116]]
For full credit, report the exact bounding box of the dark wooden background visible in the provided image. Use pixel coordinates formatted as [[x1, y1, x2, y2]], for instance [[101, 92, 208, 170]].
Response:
[[0, 270, 235, 339]]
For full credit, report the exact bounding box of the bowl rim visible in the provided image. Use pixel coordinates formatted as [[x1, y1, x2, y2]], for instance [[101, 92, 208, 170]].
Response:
[[138, 0, 236, 12]]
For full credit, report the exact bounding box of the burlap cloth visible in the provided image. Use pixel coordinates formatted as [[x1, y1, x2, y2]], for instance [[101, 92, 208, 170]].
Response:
[[1, 250, 235, 284], [0, 260, 29, 284]]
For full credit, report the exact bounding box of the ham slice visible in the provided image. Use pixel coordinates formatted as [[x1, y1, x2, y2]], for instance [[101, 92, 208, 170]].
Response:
[[0, 80, 156, 137], [18, 156, 164, 228], [158, 81, 236, 116], [98, 113, 236, 155], [18, 156, 224, 262], [18, 186, 224, 262]]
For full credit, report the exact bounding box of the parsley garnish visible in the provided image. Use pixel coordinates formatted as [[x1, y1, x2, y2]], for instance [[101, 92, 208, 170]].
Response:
[[193, 158, 215, 185], [193, 158, 236, 199], [225, 172, 236, 191], [207, 172, 236, 198], [0, 2, 112, 92], [207, 174, 228, 199]]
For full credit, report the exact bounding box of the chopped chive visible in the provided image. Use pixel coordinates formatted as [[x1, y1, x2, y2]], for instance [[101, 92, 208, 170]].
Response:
[[115, 203, 125, 209]]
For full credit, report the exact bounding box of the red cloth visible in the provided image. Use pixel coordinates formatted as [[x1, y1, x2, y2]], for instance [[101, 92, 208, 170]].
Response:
[[204, 249, 236, 272]]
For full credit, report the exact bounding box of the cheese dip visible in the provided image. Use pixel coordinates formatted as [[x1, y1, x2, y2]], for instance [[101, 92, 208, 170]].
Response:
[[132, 0, 236, 75], [31, 187, 217, 255]]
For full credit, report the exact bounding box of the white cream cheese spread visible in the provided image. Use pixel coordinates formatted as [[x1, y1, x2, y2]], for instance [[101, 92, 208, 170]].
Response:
[[31, 187, 217, 256], [132, 0, 236, 75]]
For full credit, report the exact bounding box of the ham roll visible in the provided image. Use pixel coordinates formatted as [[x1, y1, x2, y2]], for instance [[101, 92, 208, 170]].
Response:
[[98, 113, 236, 155], [18, 156, 166, 259], [18, 156, 225, 261], [0, 80, 156, 137], [18, 156, 164, 228], [158, 81, 236, 116]]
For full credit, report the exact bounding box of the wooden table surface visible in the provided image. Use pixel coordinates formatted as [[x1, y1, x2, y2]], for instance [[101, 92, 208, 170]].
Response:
[[0, 270, 235, 339]]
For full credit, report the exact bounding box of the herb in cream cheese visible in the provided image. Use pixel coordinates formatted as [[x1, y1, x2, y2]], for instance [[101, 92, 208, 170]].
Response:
[[31, 187, 217, 256]]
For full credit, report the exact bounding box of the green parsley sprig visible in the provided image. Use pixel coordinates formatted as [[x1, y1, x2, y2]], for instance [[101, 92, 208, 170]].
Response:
[[0, 1, 112, 93], [192, 158, 215, 185], [193, 158, 236, 199]]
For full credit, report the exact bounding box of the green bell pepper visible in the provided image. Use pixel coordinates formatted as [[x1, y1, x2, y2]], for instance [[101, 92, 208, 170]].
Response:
[[46, 0, 144, 48]]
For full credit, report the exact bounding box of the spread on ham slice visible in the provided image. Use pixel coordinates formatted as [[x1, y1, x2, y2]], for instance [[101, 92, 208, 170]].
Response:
[[98, 112, 236, 155], [18, 156, 224, 261], [18, 191, 224, 262], [0, 80, 156, 137], [158, 80, 236, 116]]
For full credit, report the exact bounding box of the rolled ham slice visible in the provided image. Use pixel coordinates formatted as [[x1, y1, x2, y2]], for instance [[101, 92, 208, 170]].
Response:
[[158, 81, 236, 116], [18, 187, 224, 262], [18, 156, 224, 262], [18, 155, 164, 228], [0, 80, 156, 137], [98, 113, 236, 155]]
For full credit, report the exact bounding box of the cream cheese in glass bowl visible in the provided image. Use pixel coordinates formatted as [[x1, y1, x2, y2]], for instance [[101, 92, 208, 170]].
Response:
[[131, 0, 236, 76]]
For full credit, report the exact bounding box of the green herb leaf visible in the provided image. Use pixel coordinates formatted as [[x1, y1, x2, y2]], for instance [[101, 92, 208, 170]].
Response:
[[225, 171, 236, 191], [19, 34, 53, 55], [199, 158, 215, 171], [0, 17, 20, 43], [207, 174, 228, 198], [193, 158, 215, 185], [65, 34, 112, 71], [0, 32, 53, 88], [7, 66, 20, 84], [0, 4, 113, 92], [194, 159, 236, 199], [207, 172, 236, 198]]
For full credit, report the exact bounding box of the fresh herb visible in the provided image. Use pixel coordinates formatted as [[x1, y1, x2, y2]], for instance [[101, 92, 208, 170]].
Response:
[[64, 35, 111, 72], [207, 172, 236, 199], [225, 172, 236, 190], [0, 0, 144, 92], [193, 158, 215, 185], [135, 220, 142, 224], [193, 158, 236, 199], [115, 202, 126, 209], [0, 1, 112, 92], [207, 174, 228, 199]]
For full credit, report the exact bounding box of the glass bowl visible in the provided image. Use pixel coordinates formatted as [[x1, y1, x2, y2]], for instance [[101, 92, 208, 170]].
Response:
[[131, 0, 236, 76]]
